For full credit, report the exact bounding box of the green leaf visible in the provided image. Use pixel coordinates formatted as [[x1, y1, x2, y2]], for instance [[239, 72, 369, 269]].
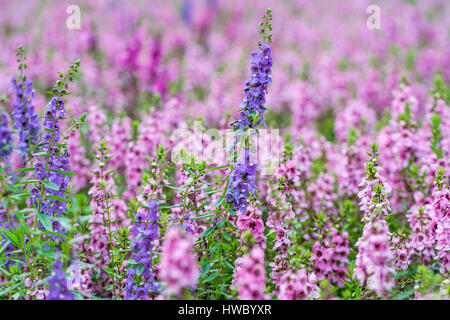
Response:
[[202, 273, 218, 283], [200, 227, 215, 237], [11, 167, 34, 173], [201, 262, 210, 276], [49, 169, 77, 176], [163, 185, 182, 192], [40, 229, 67, 239], [14, 180, 41, 187], [210, 243, 220, 253], [46, 195, 70, 203], [0, 227, 21, 249], [37, 212, 53, 232], [393, 289, 415, 300], [204, 165, 231, 174], [224, 259, 234, 270], [8, 193, 30, 200], [0, 281, 24, 296], [32, 152, 50, 156], [28, 142, 48, 152], [0, 240, 11, 254], [213, 196, 225, 208], [223, 232, 231, 241], [43, 181, 60, 191], [18, 208, 35, 214], [217, 219, 225, 228], [136, 264, 145, 276]]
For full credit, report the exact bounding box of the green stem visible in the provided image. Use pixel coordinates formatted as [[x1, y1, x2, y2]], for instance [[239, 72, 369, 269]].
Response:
[[99, 147, 118, 299], [34, 90, 65, 229], [214, 218, 226, 299]]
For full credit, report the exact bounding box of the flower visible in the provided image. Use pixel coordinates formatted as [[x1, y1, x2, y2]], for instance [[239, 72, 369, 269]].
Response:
[[160, 226, 198, 297], [233, 43, 273, 130], [334, 100, 376, 142], [234, 246, 267, 300], [30, 97, 71, 236], [226, 39, 273, 214], [354, 143, 395, 296], [11, 74, 40, 158], [0, 113, 12, 160], [83, 141, 127, 296], [236, 205, 266, 247], [47, 260, 74, 300], [431, 183, 450, 274], [354, 219, 395, 297], [125, 199, 160, 300], [26, 278, 48, 300], [310, 229, 350, 287], [226, 152, 257, 213], [278, 269, 320, 300], [406, 205, 436, 265], [357, 143, 392, 221]]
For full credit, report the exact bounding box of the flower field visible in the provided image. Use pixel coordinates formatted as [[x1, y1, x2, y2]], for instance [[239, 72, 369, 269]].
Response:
[[0, 0, 449, 300]]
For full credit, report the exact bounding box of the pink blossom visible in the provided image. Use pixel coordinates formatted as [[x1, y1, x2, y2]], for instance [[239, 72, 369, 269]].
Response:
[[278, 269, 320, 300], [354, 219, 395, 297], [160, 226, 199, 297], [234, 246, 267, 300]]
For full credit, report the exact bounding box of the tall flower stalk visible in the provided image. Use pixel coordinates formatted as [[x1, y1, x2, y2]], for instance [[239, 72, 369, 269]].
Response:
[[0, 113, 12, 161], [47, 259, 74, 300], [30, 60, 82, 235], [160, 226, 198, 298], [11, 45, 40, 160], [354, 142, 395, 297], [125, 199, 160, 299], [88, 140, 119, 298], [226, 9, 273, 213], [432, 168, 449, 274], [125, 146, 170, 300]]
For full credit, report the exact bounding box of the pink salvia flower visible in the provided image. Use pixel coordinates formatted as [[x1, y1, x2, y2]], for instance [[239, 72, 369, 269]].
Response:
[[234, 246, 267, 300], [431, 183, 450, 274], [160, 226, 199, 297], [354, 219, 395, 297], [278, 269, 320, 300]]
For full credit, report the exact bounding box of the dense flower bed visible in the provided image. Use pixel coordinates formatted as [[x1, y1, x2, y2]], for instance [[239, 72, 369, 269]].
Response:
[[0, 0, 449, 300]]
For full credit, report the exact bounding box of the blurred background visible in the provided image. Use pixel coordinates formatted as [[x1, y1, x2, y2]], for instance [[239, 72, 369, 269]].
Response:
[[0, 0, 449, 140]]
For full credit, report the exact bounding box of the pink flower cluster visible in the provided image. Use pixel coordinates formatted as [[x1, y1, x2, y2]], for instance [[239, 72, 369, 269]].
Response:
[[432, 186, 450, 273], [354, 219, 395, 297], [160, 226, 199, 297], [357, 169, 392, 221], [406, 205, 436, 265], [234, 246, 267, 300], [310, 229, 351, 287], [236, 205, 266, 248], [335, 100, 376, 142], [278, 269, 320, 300], [2, 0, 450, 301]]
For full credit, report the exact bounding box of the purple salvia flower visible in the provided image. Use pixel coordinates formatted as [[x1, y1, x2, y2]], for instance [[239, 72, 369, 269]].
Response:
[[0, 113, 12, 160], [47, 260, 75, 300], [354, 142, 395, 297], [11, 75, 40, 159], [226, 37, 273, 213], [0, 113, 17, 266], [125, 199, 161, 300], [31, 97, 71, 236], [233, 43, 273, 131]]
